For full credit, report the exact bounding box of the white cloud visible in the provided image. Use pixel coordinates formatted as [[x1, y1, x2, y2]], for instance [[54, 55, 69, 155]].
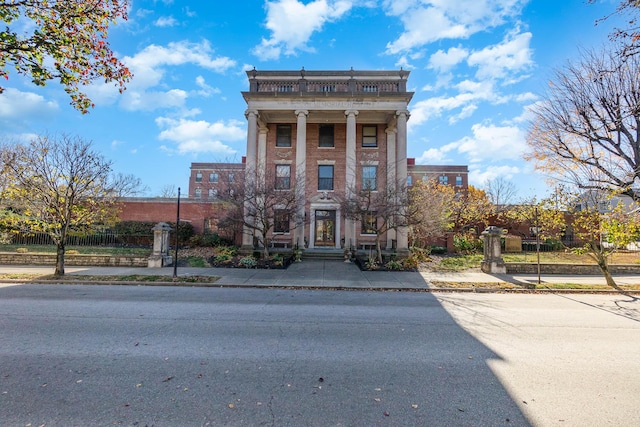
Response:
[[86, 40, 236, 112], [428, 46, 469, 72], [384, 0, 526, 54], [154, 16, 178, 27], [194, 76, 221, 97], [0, 88, 58, 124], [469, 164, 521, 187], [155, 117, 245, 155], [252, 0, 353, 60], [467, 30, 533, 81], [450, 122, 527, 163]]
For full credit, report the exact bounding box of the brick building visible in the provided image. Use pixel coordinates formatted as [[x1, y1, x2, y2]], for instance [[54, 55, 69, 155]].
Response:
[[186, 69, 469, 253]]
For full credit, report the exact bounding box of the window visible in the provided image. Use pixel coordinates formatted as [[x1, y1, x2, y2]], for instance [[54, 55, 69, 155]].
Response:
[[361, 211, 377, 235], [208, 188, 217, 198], [321, 84, 335, 92], [209, 173, 219, 183], [319, 125, 334, 147], [439, 175, 448, 185], [456, 176, 463, 187], [362, 166, 377, 190], [194, 188, 202, 199], [362, 125, 377, 147], [407, 175, 412, 186], [275, 165, 291, 190], [274, 209, 290, 233], [318, 165, 334, 190], [195, 172, 202, 183], [276, 125, 292, 147], [228, 173, 235, 183]]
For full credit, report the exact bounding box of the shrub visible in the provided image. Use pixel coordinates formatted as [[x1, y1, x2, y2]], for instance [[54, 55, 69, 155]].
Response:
[[188, 232, 229, 247], [429, 246, 447, 254], [410, 246, 432, 262], [453, 233, 482, 254], [402, 255, 419, 269], [215, 245, 238, 257], [213, 253, 232, 263], [65, 249, 80, 255], [239, 256, 258, 268], [16, 247, 28, 253], [364, 256, 378, 270], [385, 259, 403, 270]]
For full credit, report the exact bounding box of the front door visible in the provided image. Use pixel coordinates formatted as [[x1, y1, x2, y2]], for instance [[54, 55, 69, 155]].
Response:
[[314, 210, 336, 247]]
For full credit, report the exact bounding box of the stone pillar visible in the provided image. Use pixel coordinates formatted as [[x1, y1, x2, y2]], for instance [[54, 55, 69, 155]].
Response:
[[294, 110, 308, 248], [386, 125, 397, 250], [257, 123, 268, 181], [148, 222, 173, 267], [344, 109, 358, 250], [481, 226, 507, 274], [243, 109, 259, 249], [395, 110, 409, 254]]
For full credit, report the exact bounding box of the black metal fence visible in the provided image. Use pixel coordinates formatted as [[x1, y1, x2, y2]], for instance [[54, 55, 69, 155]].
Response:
[[4, 231, 154, 247]]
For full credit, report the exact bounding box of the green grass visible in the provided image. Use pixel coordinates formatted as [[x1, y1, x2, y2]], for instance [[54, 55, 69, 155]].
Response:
[[183, 256, 209, 268], [437, 254, 483, 271], [0, 244, 151, 256]]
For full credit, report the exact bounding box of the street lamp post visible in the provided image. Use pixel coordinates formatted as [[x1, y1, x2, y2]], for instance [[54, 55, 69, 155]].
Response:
[[173, 187, 180, 279]]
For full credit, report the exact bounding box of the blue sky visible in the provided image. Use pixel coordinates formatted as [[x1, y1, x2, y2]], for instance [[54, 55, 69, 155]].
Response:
[[0, 0, 626, 199]]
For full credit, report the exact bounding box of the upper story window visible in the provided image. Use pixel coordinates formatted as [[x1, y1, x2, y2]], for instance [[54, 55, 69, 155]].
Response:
[[276, 125, 292, 147], [407, 175, 412, 186], [362, 125, 377, 147], [362, 166, 377, 191], [439, 175, 448, 185], [228, 173, 235, 183], [209, 172, 219, 183], [319, 125, 334, 147], [194, 188, 202, 199], [208, 188, 217, 198], [195, 172, 202, 183], [275, 165, 291, 190], [456, 176, 463, 187], [318, 165, 334, 190]]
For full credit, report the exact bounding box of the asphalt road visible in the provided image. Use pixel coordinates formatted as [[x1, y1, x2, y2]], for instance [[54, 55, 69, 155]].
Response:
[[0, 284, 639, 427]]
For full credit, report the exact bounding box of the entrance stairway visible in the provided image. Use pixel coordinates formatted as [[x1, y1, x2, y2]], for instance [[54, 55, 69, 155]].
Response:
[[302, 248, 345, 261]]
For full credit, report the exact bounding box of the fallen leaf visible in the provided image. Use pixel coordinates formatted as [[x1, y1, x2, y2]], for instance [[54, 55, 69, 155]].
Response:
[[383, 411, 390, 417], [183, 387, 189, 392], [76, 380, 82, 384], [228, 403, 235, 409], [136, 384, 142, 388], [134, 342, 139, 346], [162, 376, 174, 382], [374, 388, 381, 391], [411, 404, 418, 409], [374, 398, 381, 402]]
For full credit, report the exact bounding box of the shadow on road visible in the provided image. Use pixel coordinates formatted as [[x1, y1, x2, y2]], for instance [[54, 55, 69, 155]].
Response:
[[0, 283, 530, 426]]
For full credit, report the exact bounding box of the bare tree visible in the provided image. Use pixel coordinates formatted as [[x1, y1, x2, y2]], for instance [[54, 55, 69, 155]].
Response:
[[158, 184, 178, 198], [484, 177, 518, 211], [407, 179, 455, 248], [340, 168, 410, 264], [591, 0, 640, 57], [526, 45, 640, 201], [217, 166, 304, 258], [0, 134, 144, 276]]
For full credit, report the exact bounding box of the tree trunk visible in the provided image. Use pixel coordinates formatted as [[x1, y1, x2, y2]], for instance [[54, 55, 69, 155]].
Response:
[[376, 234, 382, 264], [55, 243, 65, 277], [590, 243, 619, 289]]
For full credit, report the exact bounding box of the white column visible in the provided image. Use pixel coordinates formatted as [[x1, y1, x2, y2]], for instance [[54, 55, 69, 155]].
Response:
[[344, 110, 358, 250], [257, 124, 268, 182], [395, 110, 409, 252], [386, 126, 397, 250], [295, 110, 308, 248], [243, 109, 259, 248]]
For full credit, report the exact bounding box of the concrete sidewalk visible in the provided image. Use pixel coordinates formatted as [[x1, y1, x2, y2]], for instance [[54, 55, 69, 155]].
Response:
[[1, 260, 640, 290]]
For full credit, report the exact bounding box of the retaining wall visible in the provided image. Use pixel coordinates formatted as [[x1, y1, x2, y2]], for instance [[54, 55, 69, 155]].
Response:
[[0, 252, 147, 267], [506, 262, 640, 275]]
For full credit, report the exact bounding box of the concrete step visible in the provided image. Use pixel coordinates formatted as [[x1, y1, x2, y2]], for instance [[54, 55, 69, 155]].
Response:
[[302, 249, 345, 261]]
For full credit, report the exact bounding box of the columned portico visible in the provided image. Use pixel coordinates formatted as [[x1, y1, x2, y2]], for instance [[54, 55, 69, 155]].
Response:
[[242, 109, 259, 248], [395, 110, 409, 253], [295, 110, 308, 248], [344, 109, 358, 250], [241, 69, 414, 257]]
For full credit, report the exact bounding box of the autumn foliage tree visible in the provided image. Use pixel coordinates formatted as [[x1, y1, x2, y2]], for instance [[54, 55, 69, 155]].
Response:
[[0, 134, 143, 276], [0, 0, 132, 112]]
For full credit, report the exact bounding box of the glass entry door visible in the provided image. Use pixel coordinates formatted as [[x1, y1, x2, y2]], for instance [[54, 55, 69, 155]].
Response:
[[314, 210, 336, 246]]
